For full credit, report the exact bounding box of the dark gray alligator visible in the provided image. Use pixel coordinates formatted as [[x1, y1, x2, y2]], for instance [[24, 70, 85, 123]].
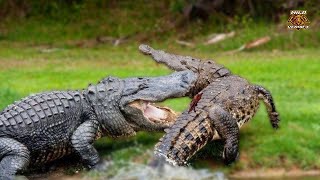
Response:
[[0, 69, 197, 179], [139, 45, 280, 166]]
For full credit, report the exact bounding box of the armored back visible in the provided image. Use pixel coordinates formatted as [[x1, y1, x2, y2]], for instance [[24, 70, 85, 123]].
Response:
[[84, 77, 135, 137]]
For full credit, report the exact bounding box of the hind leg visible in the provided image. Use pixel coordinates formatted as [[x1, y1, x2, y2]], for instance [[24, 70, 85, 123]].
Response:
[[209, 106, 240, 165], [0, 138, 30, 180]]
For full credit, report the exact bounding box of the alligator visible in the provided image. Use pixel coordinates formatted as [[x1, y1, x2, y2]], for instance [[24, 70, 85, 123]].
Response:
[[0, 69, 197, 179], [139, 44, 280, 166]]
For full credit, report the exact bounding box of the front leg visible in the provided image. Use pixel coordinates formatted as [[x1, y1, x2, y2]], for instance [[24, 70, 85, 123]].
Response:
[[71, 120, 101, 168], [0, 138, 30, 180], [209, 105, 240, 165]]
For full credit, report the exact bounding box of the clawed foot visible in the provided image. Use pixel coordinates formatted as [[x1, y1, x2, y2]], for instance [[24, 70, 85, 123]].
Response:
[[222, 147, 239, 165]]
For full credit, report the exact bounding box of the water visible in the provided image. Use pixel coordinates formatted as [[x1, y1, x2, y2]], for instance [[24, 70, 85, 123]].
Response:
[[28, 159, 320, 180], [109, 162, 227, 180]]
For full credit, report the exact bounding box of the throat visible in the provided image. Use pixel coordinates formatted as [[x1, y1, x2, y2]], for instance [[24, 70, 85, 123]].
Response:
[[144, 104, 168, 121]]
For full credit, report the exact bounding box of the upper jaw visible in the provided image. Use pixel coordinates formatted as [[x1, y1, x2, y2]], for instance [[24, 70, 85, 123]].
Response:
[[120, 70, 198, 106]]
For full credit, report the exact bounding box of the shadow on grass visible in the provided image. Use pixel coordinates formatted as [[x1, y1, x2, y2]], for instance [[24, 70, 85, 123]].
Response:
[[94, 132, 164, 156]]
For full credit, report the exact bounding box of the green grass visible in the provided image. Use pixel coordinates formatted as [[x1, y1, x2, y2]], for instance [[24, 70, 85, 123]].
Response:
[[0, 44, 319, 173], [1, 1, 319, 50], [1, 1, 319, 176]]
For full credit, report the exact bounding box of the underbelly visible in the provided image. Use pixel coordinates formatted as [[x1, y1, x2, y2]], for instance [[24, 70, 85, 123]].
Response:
[[31, 144, 73, 164], [232, 102, 260, 128], [19, 125, 77, 164]]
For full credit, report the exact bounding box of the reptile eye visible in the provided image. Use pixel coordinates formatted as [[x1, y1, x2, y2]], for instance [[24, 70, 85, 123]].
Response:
[[139, 84, 148, 89]]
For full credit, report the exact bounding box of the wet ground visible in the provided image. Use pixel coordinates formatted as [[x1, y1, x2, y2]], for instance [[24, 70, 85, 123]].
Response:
[[26, 163, 227, 180], [23, 160, 320, 180]]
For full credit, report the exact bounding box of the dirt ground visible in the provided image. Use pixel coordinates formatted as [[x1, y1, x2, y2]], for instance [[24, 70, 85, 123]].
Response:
[[230, 168, 320, 179]]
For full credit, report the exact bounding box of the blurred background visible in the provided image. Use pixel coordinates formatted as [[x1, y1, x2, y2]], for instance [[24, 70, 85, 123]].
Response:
[[0, 0, 319, 179]]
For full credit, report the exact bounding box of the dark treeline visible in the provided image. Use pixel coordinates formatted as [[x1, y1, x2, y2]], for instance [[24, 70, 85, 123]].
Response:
[[0, 0, 318, 22], [181, 0, 313, 22]]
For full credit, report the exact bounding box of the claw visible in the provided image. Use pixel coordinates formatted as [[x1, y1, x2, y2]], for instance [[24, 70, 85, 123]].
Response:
[[223, 147, 239, 165]]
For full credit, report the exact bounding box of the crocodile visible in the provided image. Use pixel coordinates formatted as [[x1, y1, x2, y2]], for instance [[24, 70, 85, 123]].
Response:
[[0, 70, 197, 179], [139, 44, 280, 166]]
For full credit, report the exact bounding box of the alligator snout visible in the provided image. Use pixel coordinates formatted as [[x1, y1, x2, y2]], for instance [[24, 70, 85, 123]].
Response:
[[175, 70, 198, 90], [141, 70, 197, 102]]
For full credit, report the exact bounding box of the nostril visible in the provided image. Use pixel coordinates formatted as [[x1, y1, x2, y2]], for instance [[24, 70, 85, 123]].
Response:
[[139, 44, 151, 54]]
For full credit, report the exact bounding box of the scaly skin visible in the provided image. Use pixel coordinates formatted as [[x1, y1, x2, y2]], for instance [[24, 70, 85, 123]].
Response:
[[0, 70, 197, 179], [139, 44, 231, 97], [139, 45, 280, 166]]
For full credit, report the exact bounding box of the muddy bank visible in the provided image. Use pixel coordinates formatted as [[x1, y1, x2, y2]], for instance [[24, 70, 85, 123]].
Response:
[[23, 156, 320, 180], [26, 166, 320, 180], [230, 169, 320, 179]]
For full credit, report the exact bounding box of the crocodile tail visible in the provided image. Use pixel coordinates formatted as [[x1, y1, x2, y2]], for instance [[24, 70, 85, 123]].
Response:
[[254, 85, 280, 129], [154, 110, 214, 166]]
